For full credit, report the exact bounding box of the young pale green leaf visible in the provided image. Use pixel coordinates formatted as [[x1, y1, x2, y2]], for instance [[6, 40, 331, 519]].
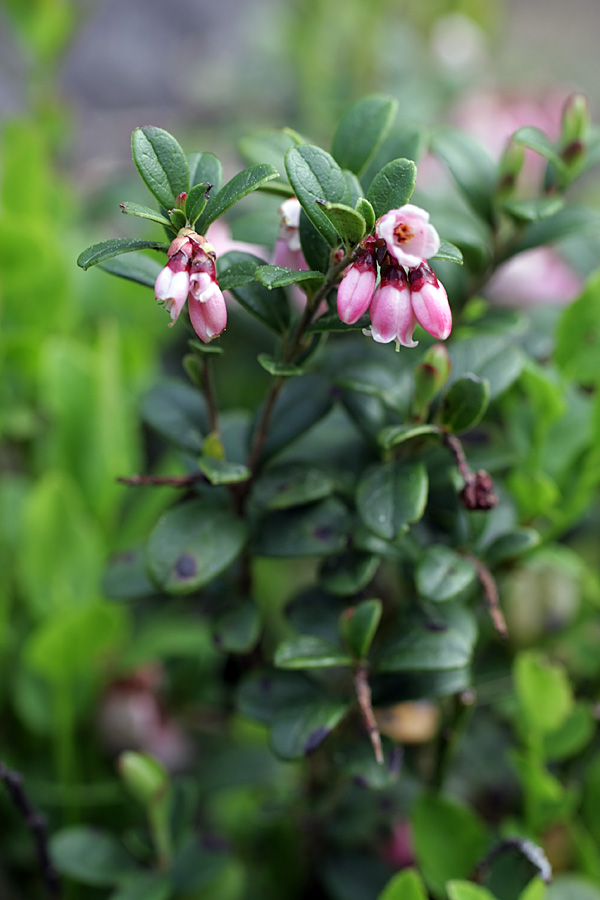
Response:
[[98, 253, 163, 288], [501, 196, 565, 223], [285, 145, 351, 246], [439, 375, 490, 433], [254, 264, 325, 292], [514, 651, 573, 734], [447, 882, 498, 900], [356, 197, 376, 233], [411, 793, 489, 897], [50, 827, 136, 886], [213, 600, 261, 654], [252, 497, 350, 557], [332, 94, 398, 175], [376, 606, 477, 673], [416, 546, 477, 603], [77, 238, 168, 270], [485, 528, 541, 564], [366, 158, 417, 218], [197, 457, 251, 485], [519, 879, 547, 900], [318, 201, 366, 246], [119, 201, 172, 227], [432, 128, 496, 223], [185, 182, 211, 225], [274, 634, 352, 669], [543, 702, 595, 761], [250, 464, 334, 511], [356, 461, 428, 541], [320, 552, 380, 597], [546, 876, 600, 900], [196, 164, 279, 232], [340, 598, 382, 660], [169, 208, 187, 230], [132, 126, 190, 210], [555, 270, 600, 385], [378, 423, 440, 450], [512, 126, 566, 172], [431, 239, 464, 264], [146, 501, 248, 594], [217, 251, 290, 333], [270, 697, 349, 760], [378, 869, 428, 900]]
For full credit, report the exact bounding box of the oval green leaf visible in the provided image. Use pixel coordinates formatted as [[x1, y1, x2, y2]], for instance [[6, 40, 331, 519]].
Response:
[[366, 158, 417, 218], [285, 145, 351, 246], [416, 546, 477, 602], [132, 126, 190, 210], [356, 461, 428, 540], [332, 94, 398, 176], [77, 238, 168, 270]]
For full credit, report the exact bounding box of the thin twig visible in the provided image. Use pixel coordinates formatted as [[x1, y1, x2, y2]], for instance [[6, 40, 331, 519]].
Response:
[[0, 761, 60, 897], [354, 666, 383, 765], [442, 433, 498, 511], [466, 553, 508, 638], [116, 472, 206, 487]]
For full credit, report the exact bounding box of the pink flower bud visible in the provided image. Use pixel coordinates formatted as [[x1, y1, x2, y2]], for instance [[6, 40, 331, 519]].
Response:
[[376, 204, 441, 268], [408, 262, 452, 341], [337, 251, 377, 324], [188, 281, 227, 343], [154, 263, 190, 323], [369, 265, 417, 347]]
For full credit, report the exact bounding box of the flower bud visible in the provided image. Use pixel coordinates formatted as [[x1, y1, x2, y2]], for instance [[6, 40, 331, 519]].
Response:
[[408, 263, 452, 341], [188, 281, 227, 342], [369, 264, 417, 347], [336, 250, 377, 324], [496, 138, 526, 196], [561, 93, 589, 150], [118, 751, 170, 809]]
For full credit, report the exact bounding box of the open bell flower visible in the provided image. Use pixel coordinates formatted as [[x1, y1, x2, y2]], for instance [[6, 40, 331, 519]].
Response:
[[375, 204, 441, 268], [154, 230, 226, 343]]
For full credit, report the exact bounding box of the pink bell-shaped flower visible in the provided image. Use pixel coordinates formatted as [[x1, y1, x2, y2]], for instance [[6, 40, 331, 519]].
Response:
[[337, 249, 377, 324], [376, 204, 441, 268], [154, 248, 192, 324], [408, 262, 452, 340], [369, 264, 418, 347]]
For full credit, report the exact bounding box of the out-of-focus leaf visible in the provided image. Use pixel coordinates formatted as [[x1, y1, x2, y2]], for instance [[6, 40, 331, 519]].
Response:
[[356, 461, 428, 540], [331, 94, 398, 176], [416, 547, 477, 602], [253, 497, 350, 557], [270, 697, 349, 759], [51, 827, 136, 887], [196, 164, 279, 232]]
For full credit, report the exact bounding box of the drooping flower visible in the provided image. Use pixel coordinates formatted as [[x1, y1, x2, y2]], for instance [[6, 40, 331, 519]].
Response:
[[375, 204, 441, 268], [369, 264, 417, 347], [337, 248, 377, 324], [154, 230, 227, 342], [408, 262, 452, 340], [485, 246, 582, 308], [272, 197, 306, 271]]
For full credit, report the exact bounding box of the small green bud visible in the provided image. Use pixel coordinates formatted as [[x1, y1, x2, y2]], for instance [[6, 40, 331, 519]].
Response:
[[561, 93, 589, 148], [496, 139, 525, 196], [413, 344, 451, 420], [423, 343, 452, 386], [118, 751, 169, 810]]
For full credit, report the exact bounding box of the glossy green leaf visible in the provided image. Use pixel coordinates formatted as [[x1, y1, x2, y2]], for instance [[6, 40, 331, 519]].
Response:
[[270, 697, 349, 759], [299, 208, 331, 273], [109, 873, 172, 900], [197, 163, 279, 232], [254, 264, 325, 291], [361, 124, 426, 188], [318, 201, 366, 245], [509, 207, 600, 256], [285, 589, 348, 643], [274, 634, 352, 669], [77, 239, 168, 270], [258, 373, 334, 462], [197, 457, 251, 485], [237, 669, 318, 725], [307, 312, 369, 333], [356, 197, 376, 234], [319, 552, 380, 597], [332, 94, 398, 175], [141, 379, 208, 453], [447, 882, 497, 900], [366, 158, 417, 218], [501, 196, 565, 223], [217, 258, 262, 291], [416, 546, 477, 602], [285, 145, 351, 246], [188, 151, 223, 224], [146, 500, 248, 594], [431, 239, 464, 264], [432, 128, 496, 222], [411, 793, 489, 897], [449, 335, 525, 399], [238, 128, 298, 172], [119, 201, 172, 227], [132, 126, 189, 210], [256, 354, 304, 376], [98, 252, 163, 288], [103, 549, 158, 600], [513, 126, 566, 171], [185, 181, 211, 225], [514, 652, 573, 734], [340, 598, 382, 660], [218, 251, 290, 333], [440, 375, 490, 433], [251, 463, 334, 511], [51, 827, 136, 886], [378, 423, 440, 450], [253, 497, 350, 557], [356, 461, 428, 540], [378, 868, 428, 900], [555, 270, 600, 384], [485, 528, 541, 563], [376, 605, 477, 673], [213, 599, 261, 653]]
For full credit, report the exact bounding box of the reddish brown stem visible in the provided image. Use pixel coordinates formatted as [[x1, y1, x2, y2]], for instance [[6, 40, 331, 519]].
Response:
[[354, 666, 383, 765], [466, 554, 508, 638]]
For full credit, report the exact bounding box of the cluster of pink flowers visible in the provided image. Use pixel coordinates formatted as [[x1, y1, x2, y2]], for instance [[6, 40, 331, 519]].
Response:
[[154, 229, 227, 343], [337, 204, 452, 348]]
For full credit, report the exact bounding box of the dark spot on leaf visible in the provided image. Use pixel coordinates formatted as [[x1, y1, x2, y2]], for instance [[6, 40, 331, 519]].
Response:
[[201, 834, 230, 852], [174, 553, 197, 579], [354, 775, 368, 788], [212, 633, 223, 646], [425, 620, 447, 632], [260, 677, 273, 692], [313, 526, 333, 542], [113, 551, 135, 564], [304, 726, 330, 754], [275, 481, 289, 494]]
